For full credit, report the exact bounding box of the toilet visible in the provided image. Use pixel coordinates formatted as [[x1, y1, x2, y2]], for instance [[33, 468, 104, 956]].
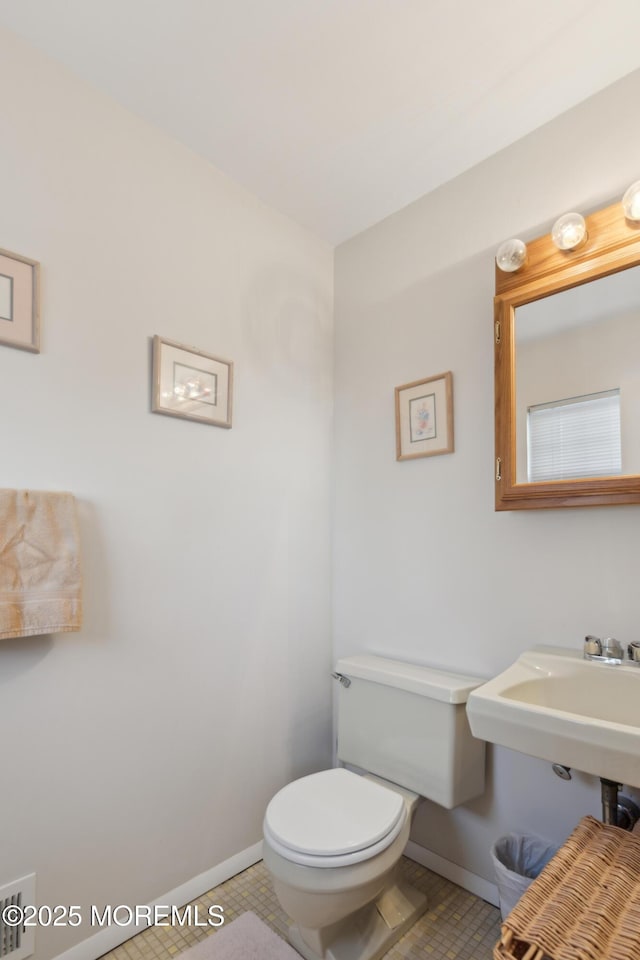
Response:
[[262, 654, 486, 960]]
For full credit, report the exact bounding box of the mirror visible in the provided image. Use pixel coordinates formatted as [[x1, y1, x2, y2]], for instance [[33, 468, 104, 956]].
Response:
[[515, 265, 640, 483], [495, 198, 640, 509]]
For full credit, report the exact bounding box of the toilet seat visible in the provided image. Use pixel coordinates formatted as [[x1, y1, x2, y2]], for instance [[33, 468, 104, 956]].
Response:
[[263, 768, 407, 868]]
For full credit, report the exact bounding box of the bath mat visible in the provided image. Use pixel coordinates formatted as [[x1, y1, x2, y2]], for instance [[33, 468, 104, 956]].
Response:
[[178, 912, 301, 960]]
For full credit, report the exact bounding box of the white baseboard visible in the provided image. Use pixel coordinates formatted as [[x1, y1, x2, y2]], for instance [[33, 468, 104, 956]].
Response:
[[53, 842, 264, 960], [405, 840, 499, 908]]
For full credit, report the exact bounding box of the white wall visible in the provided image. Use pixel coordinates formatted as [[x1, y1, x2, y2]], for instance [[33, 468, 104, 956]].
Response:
[[333, 68, 640, 883], [0, 28, 333, 960]]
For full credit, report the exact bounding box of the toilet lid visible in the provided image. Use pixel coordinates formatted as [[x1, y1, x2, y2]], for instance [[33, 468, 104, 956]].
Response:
[[264, 768, 405, 858]]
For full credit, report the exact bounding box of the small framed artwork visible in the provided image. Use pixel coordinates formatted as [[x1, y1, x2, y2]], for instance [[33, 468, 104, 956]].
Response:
[[395, 371, 454, 461], [0, 247, 40, 353], [152, 336, 233, 428]]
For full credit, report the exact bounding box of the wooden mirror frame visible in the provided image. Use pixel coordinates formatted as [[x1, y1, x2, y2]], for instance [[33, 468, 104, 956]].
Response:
[[495, 198, 640, 510]]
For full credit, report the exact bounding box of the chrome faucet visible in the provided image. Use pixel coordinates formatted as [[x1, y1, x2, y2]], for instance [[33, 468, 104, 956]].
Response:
[[583, 635, 637, 665], [602, 637, 624, 660]]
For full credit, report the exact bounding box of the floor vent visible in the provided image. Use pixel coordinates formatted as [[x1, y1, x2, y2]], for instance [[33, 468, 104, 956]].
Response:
[[0, 875, 36, 960]]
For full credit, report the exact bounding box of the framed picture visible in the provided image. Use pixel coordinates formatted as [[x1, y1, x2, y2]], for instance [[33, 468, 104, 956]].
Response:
[[0, 247, 40, 353], [151, 336, 233, 428], [395, 371, 454, 461]]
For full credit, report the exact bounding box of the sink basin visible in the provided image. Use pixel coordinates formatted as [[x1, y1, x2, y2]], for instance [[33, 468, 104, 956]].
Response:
[[466, 645, 640, 786]]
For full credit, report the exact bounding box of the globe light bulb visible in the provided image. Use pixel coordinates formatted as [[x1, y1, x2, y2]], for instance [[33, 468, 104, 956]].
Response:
[[496, 238, 527, 273], [551, 212, 587, 251], [622, 181, 640, 222]]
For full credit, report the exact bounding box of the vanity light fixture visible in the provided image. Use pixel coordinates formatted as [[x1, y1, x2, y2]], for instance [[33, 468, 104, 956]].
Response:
[[496, 182, 639, 279], [495, 237, 527, 273], [551, 211, 588, 251], [622, 180, 640, 222]]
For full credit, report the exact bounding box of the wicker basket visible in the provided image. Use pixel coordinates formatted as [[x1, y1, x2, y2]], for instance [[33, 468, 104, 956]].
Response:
[[494, 816, 640, 960]]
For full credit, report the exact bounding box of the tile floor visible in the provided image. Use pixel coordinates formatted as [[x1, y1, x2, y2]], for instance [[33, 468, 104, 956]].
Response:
[[101, 857, 501, 960]]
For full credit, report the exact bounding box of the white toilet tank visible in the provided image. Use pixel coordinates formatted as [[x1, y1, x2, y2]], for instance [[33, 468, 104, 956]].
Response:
[[334, 655, 486, 809]]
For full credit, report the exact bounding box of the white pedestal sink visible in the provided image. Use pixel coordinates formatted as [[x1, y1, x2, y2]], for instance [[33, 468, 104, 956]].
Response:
[[466, 645, 640, 788]]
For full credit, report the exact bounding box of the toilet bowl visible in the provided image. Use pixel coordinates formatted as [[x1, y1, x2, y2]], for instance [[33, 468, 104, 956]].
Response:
[[262, 768, 425, 960], [262, 655, 487, 960]]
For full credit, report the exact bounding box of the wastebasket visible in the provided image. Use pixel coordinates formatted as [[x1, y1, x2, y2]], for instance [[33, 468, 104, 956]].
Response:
[[491, 833, 558, 920]]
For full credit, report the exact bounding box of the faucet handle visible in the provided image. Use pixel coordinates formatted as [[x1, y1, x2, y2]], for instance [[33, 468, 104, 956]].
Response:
[[602, 637, 623, 659], [584, 635, 602, 657]]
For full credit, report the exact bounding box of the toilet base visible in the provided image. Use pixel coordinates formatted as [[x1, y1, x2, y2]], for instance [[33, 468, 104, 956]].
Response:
[[288, 880, 427, 960]]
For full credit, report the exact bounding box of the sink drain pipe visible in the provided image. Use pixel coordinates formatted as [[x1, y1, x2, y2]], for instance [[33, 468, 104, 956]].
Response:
[[601, 779, 620, 825], [551, 768, 640, 830], [600, 779, 640, 830]]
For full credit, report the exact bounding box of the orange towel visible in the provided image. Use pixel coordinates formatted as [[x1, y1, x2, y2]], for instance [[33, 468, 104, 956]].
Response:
[[0, 489, 82, 639]]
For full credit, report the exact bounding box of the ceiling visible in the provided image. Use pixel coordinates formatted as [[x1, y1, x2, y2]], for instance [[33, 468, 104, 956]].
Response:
[[1, 0, 640, 244]]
